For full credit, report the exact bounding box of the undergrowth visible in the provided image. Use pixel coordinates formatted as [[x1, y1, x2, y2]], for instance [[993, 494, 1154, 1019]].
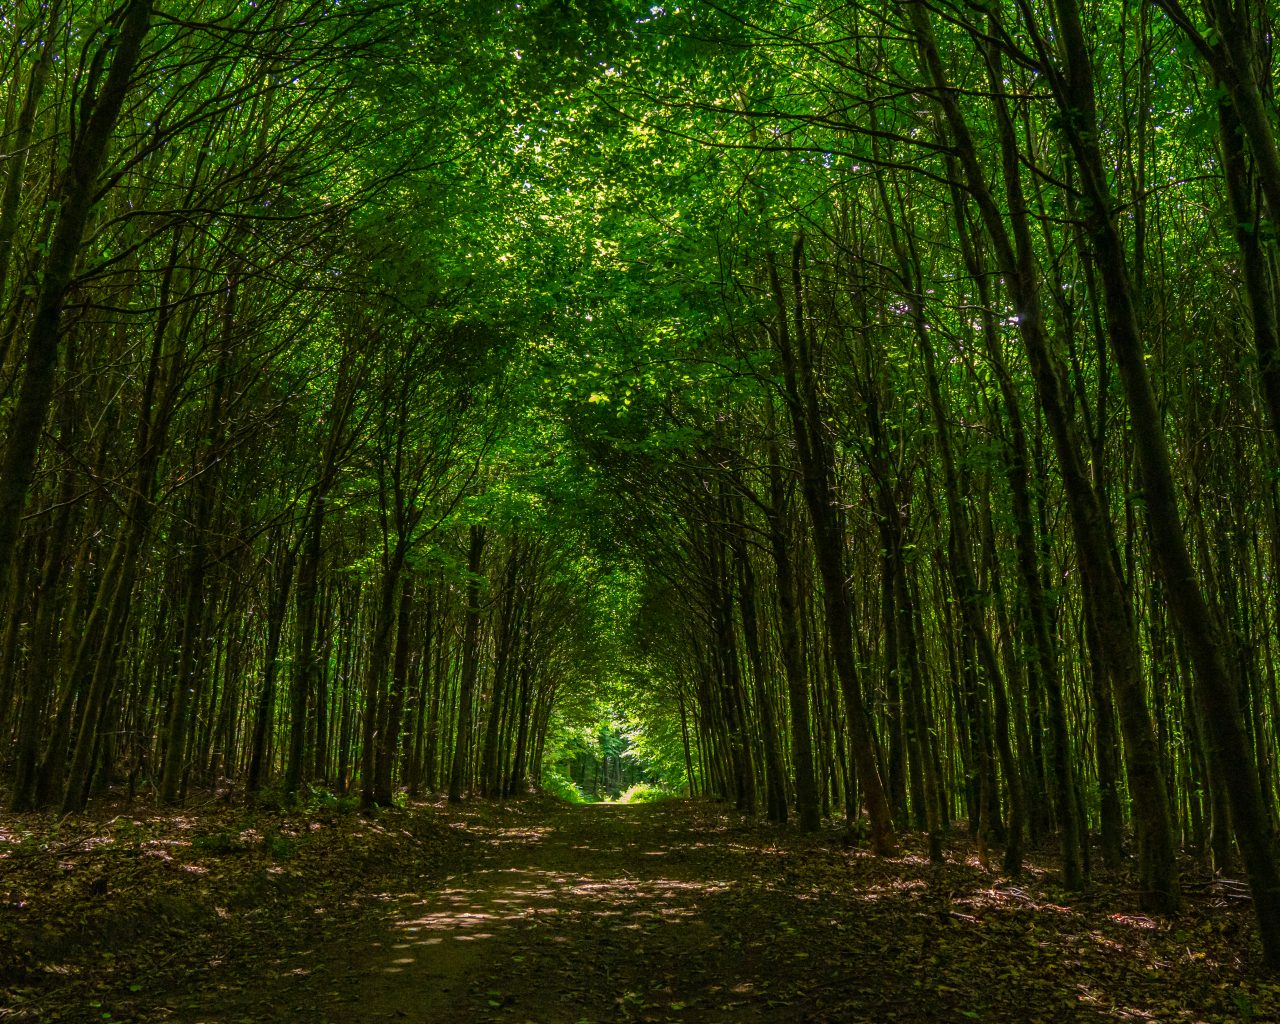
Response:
[[613, 782, 674, 804], [540, 767, 587, 804]]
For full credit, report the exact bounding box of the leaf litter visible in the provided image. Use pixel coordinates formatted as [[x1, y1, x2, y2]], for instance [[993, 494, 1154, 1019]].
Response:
[[2, 797, 1276, 1023]]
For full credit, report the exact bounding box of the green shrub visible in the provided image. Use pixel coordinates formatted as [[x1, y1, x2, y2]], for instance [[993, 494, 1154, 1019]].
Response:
[[191, 831, 248, 855], [614, 783, 673, 805], [541, 767, 587, 804], [299, 784, 361, 814], [263, 831, 297, 860]]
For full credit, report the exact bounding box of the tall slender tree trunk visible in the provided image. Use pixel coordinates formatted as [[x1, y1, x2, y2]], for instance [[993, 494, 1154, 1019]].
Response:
[[482, 546, 521, 797], [375, 574, 413, 804], [767, 237, 896, 854], [246, 540, 299, 798], [948, 109, 1085, 883], [904, 0, 1179, 912], [0, 0, 152, 587], [449, 525, 486, 803], [0, 0, 64, 327], [766, 427, 821, 831], [1050, 0, 1277, 948], [732, 497, 788, 824]]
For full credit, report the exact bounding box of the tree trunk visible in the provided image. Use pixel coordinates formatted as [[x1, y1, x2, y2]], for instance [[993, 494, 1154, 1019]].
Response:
[[905, 0, 1179, 912], [767, 236, 895, 854], [766, 427, 821, 831], [449, 524, 486, 803], [0, 0, 152, 586]]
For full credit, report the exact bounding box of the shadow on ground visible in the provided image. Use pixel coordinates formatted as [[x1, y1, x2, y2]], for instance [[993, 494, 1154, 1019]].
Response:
[[235, 802, 1275, 1024], [7, 799, 1274, 1023]]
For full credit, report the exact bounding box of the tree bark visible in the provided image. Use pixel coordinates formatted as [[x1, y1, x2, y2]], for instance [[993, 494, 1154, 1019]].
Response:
[[0, 0, 152, 587], [767, 236, 896, 854], [449, 524, 486, 803], [903, 0, 1179, 911]]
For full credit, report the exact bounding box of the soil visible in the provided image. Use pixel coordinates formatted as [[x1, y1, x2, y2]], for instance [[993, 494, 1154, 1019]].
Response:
[[4, 798, 1278, 1023]]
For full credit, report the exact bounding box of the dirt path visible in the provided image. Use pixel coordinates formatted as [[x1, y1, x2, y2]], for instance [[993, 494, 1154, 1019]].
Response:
[[335, 802, 753, 1023], [210, 800, 1275, 1024], [12, 797, 1273, 1022]]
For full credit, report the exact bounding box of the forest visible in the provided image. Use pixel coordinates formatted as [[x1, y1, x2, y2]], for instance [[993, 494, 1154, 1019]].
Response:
[[4, 0, 1280, 1020]]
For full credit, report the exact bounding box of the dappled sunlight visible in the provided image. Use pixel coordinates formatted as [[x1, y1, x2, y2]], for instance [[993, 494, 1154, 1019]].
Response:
[[388, 864, 734, 956], [958, 884, 1078, 916], [361, 813, 745, 1001], [446, 822, 557, 846], [849, 878, 928, 903], [1111, 914, 1159, 930], [7, 799, 1271, 1023], [354, 804, 1244, 1021]]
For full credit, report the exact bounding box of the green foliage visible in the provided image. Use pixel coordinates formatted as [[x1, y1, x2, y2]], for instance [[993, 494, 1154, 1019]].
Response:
[[263, 832, 298, 861], [299, 787, 363, 816], [542, 699, 679, 800], [5, 0, 1280, 979], [613, 783, 674, 805], [540, 766, 588, 804], [191, 832, 250, 856]]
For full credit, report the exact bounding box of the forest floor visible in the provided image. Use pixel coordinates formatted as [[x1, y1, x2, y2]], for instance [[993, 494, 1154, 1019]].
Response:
[[2, 796, 1279, 1023]]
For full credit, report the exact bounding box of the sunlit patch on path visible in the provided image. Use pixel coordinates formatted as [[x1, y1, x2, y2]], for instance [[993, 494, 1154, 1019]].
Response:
[[63, 799, 1273, 1023], [258, 800, 1274, 1024]]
